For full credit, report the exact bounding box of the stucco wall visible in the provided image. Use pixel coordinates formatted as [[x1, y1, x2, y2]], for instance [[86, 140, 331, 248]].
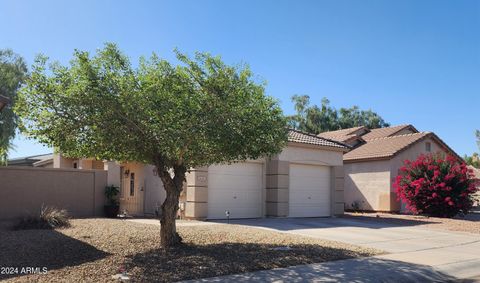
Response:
[[0, 166, 107, 220], [344, 160, 391, 211], [277, 144, 344, 166]]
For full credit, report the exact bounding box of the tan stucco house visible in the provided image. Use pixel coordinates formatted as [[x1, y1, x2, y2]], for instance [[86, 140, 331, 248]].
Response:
[[318, 124, 460, 212], [14, 129, 349, 219]]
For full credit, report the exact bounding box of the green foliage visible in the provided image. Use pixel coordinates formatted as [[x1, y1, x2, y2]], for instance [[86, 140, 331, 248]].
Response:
[[0, 49, 27, 164], [16, 43, 287, 169], [476, 130, 480, 150], [464, 153, 480, 168], [287, 95, 389, 134], [105, 185, 120, 206]]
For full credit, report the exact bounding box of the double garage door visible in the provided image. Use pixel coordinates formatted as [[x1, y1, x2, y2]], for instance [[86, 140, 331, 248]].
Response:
[[207, 162, 331, 219]]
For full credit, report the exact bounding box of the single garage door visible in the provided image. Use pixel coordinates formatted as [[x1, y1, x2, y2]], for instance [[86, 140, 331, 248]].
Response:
[[289, 164, 331, 217], [207, 162, 263, 219]]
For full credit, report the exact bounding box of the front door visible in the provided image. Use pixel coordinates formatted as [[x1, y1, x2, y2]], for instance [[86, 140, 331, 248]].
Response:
[[119, 167, 144, 216]]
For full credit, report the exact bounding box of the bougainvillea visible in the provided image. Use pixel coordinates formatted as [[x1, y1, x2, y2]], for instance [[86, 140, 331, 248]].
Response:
[[394, 153, 478, 218]]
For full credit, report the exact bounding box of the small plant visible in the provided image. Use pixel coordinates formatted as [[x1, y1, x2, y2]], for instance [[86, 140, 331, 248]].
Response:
[[394, 153, 478, 218], [104, 185, 120, 218], [105, 185, 120, 206], [15, 205, 70, 230]]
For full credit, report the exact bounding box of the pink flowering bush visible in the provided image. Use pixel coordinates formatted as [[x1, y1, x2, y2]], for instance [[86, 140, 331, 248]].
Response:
[[394, 153, 478, 218]]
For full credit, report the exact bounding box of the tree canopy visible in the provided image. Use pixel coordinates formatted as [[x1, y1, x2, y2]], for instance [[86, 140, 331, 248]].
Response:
[[0, 49, 27, 164], [16, 43, 287, 247], [287, 95, 389, 134], [464, 153, 479, 168]]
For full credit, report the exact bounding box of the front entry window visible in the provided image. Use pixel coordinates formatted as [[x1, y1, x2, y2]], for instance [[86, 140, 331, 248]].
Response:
[[130, 173, 135, 196]]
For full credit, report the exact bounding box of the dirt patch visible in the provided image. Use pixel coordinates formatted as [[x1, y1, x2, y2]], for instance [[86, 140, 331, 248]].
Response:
[[1, 218, 380, 282]]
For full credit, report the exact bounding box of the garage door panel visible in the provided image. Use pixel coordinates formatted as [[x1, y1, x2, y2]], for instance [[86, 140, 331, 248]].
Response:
[[208, 162, 263, 219], [209, 174, 260, 189], [289, 164, 331, 217]]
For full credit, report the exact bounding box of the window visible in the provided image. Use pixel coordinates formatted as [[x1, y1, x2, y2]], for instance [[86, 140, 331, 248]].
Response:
[[129, 173, 135, 196], [426, 142, 431, 152], [73, 162, 78, 169]]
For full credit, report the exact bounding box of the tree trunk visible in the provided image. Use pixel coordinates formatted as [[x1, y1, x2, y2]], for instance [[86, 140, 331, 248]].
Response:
[[155, 163, 186, 248]]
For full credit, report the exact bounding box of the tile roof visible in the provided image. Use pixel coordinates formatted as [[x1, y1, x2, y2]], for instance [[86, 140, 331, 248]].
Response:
[[317, 126, 367, 142], [344, 132, 431, 161], [288, 129, 350, 150], [362, 124, 417, 140]]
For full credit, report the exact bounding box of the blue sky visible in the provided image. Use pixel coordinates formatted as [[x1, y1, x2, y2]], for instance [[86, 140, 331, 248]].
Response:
[[1, 0, 479, 158]]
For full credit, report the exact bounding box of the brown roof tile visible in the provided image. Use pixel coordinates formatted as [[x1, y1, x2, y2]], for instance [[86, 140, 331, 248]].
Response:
[[344, 132, 430, 161], [362, 124, 418, 140], [317, 126, 368, 142], [288, 129, 350, 150]]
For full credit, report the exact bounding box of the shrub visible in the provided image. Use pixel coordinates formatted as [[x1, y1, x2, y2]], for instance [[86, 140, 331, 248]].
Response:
[[15, 205, 71, 230], [105, 185, 120, 206], [394, 153, 478, 217]]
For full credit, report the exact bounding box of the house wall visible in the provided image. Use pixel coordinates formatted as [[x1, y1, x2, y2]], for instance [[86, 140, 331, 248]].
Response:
[[53, 153, 75, 168], [344, 137, 450, 212], [390, 137, 448, 211], [344, 160, 392, 211], [0, 166, 107, 220]]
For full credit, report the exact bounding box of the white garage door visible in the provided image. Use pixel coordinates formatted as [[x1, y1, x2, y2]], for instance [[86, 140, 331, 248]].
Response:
[[207, 162, 263, 219], [289, 164, 331, 217]]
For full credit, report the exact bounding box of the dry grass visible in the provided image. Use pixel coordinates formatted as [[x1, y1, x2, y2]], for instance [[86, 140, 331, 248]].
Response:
[[0, 218, 380, 282], [345, 212, 480, 234], [14, 205, 71, 230]]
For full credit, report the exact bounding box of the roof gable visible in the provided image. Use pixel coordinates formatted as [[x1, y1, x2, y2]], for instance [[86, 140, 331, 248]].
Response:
[[317, 126, 369, 143], [362, 124, 418, 140], [344, 132, 460, 162]]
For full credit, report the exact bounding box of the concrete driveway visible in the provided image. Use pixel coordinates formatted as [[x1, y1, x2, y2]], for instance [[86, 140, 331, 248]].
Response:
[[192, 217, 480, 282]]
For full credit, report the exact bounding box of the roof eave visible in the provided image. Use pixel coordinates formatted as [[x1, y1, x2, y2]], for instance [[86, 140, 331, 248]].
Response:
[[344, 156, 392, 163], [287, 141, 350, 152]]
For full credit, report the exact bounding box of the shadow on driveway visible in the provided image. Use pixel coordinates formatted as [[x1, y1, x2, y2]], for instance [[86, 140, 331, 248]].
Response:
[[187, 257, 474, 283], [208, 216, 437, 231]]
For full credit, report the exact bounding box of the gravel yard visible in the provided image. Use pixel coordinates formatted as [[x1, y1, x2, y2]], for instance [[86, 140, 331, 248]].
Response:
[[345, 212, 480, 234], [0, 218, 380, 282]]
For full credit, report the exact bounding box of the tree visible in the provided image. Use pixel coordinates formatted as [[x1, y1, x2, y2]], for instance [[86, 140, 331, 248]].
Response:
[[0, 49, 27, 164], [476, 130, 480, 150], [287, 95, 337, 134], [338, 106, 389, 129], [16, 43, 287, 247], [288, 95, 389, 134], [464, 153, 480, 168], [394, 153, 478, 217]]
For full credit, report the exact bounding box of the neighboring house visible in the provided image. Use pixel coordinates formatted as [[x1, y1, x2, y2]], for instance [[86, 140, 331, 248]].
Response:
[[468, 166, 480, 208], [318, 124, 460, 212], [17, 129, 349, 220], [7, 153, 54, 167]]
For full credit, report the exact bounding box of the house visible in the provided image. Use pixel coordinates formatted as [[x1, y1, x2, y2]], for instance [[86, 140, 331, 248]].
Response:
[[184, 129, 349, 219], [318, 124, 460, 212], [7, 153, 54, 167], [18, 129, 349, 219]]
